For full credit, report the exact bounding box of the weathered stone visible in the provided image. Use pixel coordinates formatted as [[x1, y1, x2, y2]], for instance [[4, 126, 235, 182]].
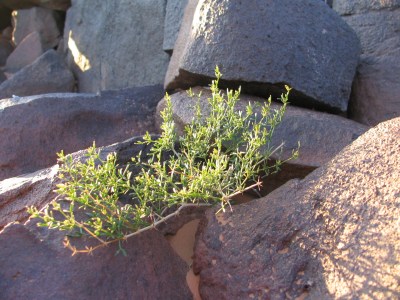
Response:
[[165, 0, 360, 112], [0, 50, 74, 99], [64, 0, 170, 93], [193, 117, 400, 299], [1, 0, 71, 11], [339, 9, 400, 55], [157, 87, 368, 192], [163, 0, 189, 52], [0, 71, 6, 83], [349, 37, 400, 125], [0, 37, 13, 66], [12, 7, 62, 49], [5, 31, 44, 71], [0, 84, 164, 180], [0, 222, 192, 300], [333, 0, 400, 15]]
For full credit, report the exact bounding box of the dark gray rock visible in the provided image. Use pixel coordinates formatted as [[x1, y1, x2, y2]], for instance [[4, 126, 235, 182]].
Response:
[[64, 0, 170, 92], [163, 0, 189, 52], [0, 222, 191, 300], [0, 37, 13, 66], [0, 4, 12, 31], [333, 0, 400, 15], [165, 0, 360, 112], [1, 0, 71, 11], [157, 87, 368, 193], [0, 50, 75, 99], [0, 84, 164, 180], [349, 37, 400, 125], [193, 117, 400, 299]]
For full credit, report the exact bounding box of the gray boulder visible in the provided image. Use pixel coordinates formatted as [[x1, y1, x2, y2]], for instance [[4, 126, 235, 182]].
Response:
[[0, 84, 164, 180], [0, 37, 13, 66], [64, 0, 170, 93], [157, 87, 368, 193], [11, 7, 62, 49], [333, 0, 400, 15], [0, 50, 75, 100], [163, 0, 189, 53], [165, 0, 360, 112], [349, 37, 400, 125], [193, 117, 400, 299], [1, 0, 71, 11]]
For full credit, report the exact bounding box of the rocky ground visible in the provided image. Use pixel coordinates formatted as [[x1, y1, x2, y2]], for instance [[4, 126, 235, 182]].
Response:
[[0, 0, 399, 299]]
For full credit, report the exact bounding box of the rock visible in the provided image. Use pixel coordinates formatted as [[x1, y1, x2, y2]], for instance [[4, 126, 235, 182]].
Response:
[[64, 0, 170, 92], [0, 37, 13, 66], [0, 49, 75, 100], [1, 0, 71, 11], [349, 37, 400, 125], [157, 87, 368, 193], [163, 0, 189, 53], [0, 222, 192, 300], [12, 7, 62, 49], [0, 4, 12, 31], [5, 31, 44, 71], [0, 84, 164, 180], [193, 117, 400, 299], [0, 71, 5, 84], [165, 0, 360, 113], [333, 0, 400, 15]]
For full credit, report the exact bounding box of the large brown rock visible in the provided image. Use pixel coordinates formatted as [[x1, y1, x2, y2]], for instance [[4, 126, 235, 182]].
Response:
[[165, 0, 360, 112], [193, 117, 400, 299], [0, 222, 191, 299], [0, 49, 74, 99], [157, 87, 368, 192], [1, 0, 71, 11], [64, 0, 170, 92], [0, 84, 164, 180], [12, 7, 62, 49], [349, 37, 400, 125]]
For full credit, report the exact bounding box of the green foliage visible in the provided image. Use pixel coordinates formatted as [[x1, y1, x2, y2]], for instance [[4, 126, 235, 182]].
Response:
[[28, 67, 298, 255]]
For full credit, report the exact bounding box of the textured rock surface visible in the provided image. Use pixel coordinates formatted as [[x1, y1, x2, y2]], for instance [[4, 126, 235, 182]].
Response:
[[64, 0, 170, 92], [5, 31, 44, 71], [0, 50, 74, 99], [1, 0, 71, 11], [349, 37, 400, 125], [193, 117, 400, 299], [333, 0, 400, 15], [165, 0, 360, 112], [0, 37, 13, 66], [0, 222, 192, 300], [163, 0, 189, 52], [157, 87, 368, 192], [12, 7, 62, 49], [0, 84, 164, 180]]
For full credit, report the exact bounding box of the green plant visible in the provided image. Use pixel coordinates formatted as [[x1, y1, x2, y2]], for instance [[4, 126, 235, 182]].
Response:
[[28, 67, 298, 255]]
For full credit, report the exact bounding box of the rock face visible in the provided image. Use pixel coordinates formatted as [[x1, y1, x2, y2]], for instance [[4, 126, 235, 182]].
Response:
[[333, 0, 400, 15], [12, 7, 62, 49], [5, 31, 44, 71], [349, 37, 400, 125], [0, 50, 74, 99], [0, 222, 192, 300], [1, 0, 71, 11], [64, 0, 170, 93], [0, 84, 164, 180], [165, 0, 360, 112], [0, 37, 13, 66], [157, 87, 368, 192], [163, 0, 189, 52], [193, 117, 400, 299]]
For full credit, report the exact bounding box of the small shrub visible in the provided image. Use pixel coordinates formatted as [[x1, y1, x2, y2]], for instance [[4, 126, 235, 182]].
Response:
[[28, 67, 298, 255]]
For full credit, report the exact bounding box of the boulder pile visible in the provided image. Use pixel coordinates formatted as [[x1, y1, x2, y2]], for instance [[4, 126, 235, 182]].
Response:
[[0, 0, 398, 299]]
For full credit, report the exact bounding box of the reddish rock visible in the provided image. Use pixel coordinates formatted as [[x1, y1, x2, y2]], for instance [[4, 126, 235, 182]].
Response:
[[193, 117, 400, 299], [5, 31, 44, 71], [0, 50, 74, 100]]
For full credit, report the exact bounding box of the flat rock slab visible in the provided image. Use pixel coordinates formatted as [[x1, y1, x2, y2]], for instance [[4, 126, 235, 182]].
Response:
[[0, 222, 191, 300], [193, 117, 400, 299], [64, 0, 170, 92], [165, 0, 360, 112], [0, 84, 164, 180], [0, 49, 75, 100], [157, 87, 368, 192]]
